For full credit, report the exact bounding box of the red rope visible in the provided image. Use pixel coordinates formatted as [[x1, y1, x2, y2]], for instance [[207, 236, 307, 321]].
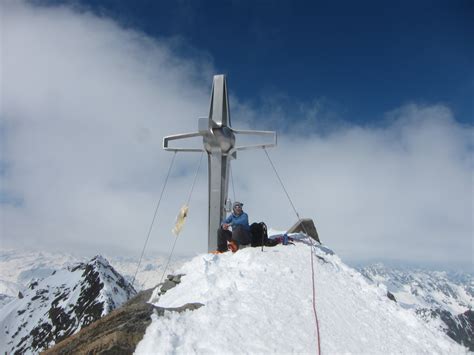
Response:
[[309, 238, 322, 355]]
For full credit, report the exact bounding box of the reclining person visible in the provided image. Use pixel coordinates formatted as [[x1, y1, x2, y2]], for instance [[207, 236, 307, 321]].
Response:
[[217, 201, 251, 252]]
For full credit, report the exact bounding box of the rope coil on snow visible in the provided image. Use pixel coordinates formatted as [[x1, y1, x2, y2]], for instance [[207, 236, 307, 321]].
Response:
[[263, 147, 322, 355]]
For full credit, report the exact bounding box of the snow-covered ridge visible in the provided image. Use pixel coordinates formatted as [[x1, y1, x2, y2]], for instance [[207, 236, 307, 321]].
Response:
[[0, 249, 83, 293], [359, 263, 474, 350], [0, 248, 185, 302], [137, 238, 466, 354], [0, 255, 136, 354], [359, 263, 473, 314]]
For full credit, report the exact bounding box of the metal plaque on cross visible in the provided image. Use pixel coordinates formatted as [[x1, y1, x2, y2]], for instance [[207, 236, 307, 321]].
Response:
[[163, 74, 277, 251]]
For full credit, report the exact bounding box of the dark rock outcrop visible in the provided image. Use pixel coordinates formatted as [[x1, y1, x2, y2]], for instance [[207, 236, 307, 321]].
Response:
[[440, 309, 474, 351], [387, 291, 397, 302], [41, 288, 155, 354], [42, 281, 203, 354], [159, 274, 184, 294], [416, 308, 474, 351]]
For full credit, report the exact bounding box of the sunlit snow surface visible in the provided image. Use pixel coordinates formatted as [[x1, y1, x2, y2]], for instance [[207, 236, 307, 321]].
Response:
[[137, 236, 465, 354]]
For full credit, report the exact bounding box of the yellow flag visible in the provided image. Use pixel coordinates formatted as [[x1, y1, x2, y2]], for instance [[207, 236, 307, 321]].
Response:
[[172, 204, 189, 236]]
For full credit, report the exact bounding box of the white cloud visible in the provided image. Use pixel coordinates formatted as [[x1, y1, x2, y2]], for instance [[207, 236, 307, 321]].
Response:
[[1, 1, 212, 255], [1, 1, 472, 270], [234, 104, 473, 269]]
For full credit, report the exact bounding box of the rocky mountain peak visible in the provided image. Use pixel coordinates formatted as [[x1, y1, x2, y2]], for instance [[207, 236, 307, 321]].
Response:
[[0, 255, 136, 354]]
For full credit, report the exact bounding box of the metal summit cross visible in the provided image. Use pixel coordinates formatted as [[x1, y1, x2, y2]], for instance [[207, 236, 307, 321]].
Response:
[[163, 74, 277, 251]]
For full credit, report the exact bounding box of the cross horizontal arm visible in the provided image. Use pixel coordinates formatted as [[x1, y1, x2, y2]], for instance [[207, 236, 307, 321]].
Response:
[[232, 129, 277, 151], [163, 132, 205, 152]]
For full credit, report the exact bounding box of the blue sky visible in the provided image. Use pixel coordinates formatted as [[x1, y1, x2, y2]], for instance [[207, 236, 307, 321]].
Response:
[[42, 0, 473, 126], [1, 1, 472, 269]]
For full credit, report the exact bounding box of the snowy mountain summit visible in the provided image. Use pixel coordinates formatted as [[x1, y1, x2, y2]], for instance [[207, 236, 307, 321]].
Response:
[[0, 255, 136, 354], [137, 237, 467, 354]]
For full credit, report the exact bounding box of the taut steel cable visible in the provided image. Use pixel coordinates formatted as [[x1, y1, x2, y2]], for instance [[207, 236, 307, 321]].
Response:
[[158, 151, 205, 285]]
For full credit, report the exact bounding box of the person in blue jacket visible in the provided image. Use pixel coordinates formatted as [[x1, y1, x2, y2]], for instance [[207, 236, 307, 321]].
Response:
[[217, 201, 251, 252]]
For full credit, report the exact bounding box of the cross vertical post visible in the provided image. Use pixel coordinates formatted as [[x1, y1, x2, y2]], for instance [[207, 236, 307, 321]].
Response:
[[163, 74, 276, 252]]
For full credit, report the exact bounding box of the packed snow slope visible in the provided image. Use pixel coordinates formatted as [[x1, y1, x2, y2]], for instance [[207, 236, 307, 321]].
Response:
[[138, 237, 466, 354]]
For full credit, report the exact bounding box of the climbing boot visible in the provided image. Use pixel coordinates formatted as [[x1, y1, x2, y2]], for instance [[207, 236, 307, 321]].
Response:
[[228, 240, 239, 253]]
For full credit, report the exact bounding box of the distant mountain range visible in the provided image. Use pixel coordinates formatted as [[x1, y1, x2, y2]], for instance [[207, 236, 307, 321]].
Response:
[[0, 249, 185, 299], [0, 248, 471, 353], [359, 263, 473, 350]]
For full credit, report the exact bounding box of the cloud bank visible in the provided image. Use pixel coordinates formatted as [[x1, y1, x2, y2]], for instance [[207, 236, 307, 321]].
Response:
[[1, 1, 472, 270]]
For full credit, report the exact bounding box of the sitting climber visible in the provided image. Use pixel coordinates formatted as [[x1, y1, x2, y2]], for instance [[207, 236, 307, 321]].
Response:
[[217, 201, 251, 253]]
